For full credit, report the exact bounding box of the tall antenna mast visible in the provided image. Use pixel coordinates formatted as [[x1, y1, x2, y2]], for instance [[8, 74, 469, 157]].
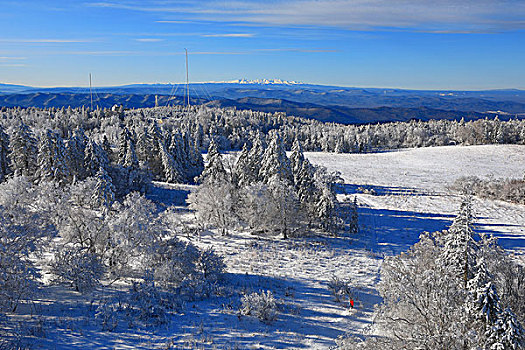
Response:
[[185, 48, 190, 108], [89, 73, 93, 110]]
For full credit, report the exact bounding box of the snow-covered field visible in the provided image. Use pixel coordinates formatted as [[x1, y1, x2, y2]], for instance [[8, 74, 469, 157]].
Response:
[[307, 144, 525, 256], [19, 145, 525, 349]]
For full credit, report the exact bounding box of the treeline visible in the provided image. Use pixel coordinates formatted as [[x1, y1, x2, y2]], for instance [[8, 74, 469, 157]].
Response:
[[0, 111, 205, 200], [1, 106, 524, 159]]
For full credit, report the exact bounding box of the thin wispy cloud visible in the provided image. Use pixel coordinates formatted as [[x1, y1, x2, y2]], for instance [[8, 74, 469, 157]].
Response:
[[0, 63, 27, 67], [156, 20, 194, 24], [87, 0, 525, 33], [64, 50, 248, 56], [135, 38, 164, 42], [256, 48, 339, 53], [0, 56, 27, 60], [202, 33, 254, 38], [0, 39, 93, 43]]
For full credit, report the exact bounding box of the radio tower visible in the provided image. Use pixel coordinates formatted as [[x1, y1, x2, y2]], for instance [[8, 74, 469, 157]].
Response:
[[89, 73, 93, 110], [185, 48, 190, 108]]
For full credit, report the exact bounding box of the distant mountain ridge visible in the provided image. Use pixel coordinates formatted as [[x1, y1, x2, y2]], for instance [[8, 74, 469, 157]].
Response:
[[1, 81, 524, 124], [0, 92, 520, 125]]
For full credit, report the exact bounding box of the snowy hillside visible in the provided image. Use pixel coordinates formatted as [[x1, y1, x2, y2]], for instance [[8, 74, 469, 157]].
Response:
[[7, 144, 523, 349]]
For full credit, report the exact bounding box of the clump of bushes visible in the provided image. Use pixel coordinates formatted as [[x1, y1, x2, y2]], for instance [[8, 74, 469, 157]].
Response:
[[50, 247, 104, 293], [451, 176, 525, 204], [240, 290, 278, 324]]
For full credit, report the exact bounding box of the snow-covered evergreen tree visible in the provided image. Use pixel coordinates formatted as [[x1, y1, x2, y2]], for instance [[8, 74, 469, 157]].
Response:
[[36, 130, 71, 184], [8, 122, 37, 178], [246, 132, 265, 183], [92, 167, 116, 210], [195, 139, 227, 184], [315, 185, 341, 234], [259, 132, 293, 184], [233, 143, 251, 187], [159, 139, 184, 183], [0, 125, 11, 182], [66, 128, 88, 181], [290, 138, 305, 176], [84, 139, 110, 178], [490, 308, 525, 349], [349, 197, 359, 234], [117, 127, 139, 169], [442, 195, 478, 287]]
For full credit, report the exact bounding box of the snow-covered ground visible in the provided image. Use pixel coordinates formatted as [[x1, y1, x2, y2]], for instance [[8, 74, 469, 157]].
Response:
[[17, 145, 525, 349], [307, 144, 525, 256]]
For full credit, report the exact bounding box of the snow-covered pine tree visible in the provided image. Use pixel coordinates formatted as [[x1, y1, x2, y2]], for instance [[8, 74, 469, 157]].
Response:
[[246, 133, 265, 183], [9, 122, 37, 178], [0, 124, 11, 182], [66, 128, 88, 181], [295, 160, 318, 214], [233, 143, 251, 187], [290, 139, 317, 200], [195, 139, 227, 184], [159, 139, 184, 183], [84, 139, 110, 178], [144, 122, 165, 178], [490, 308, 525, 349], [290, 138, 305, 176], [168, 132, 185, 171], [467, 256, 503, 348], [349, 196, 359, 234], [259, 132, 293, 184], [442, 195, 478, 287], [467, 251, 525, 349], [92, 166, 116, 210], [117, 127, 139, 169], [134, 126, 150, 165], [188, 138, 204, 181], [101, 135, 113, 162], [36, 130, 71, 184], [316, 185, 339, 234]]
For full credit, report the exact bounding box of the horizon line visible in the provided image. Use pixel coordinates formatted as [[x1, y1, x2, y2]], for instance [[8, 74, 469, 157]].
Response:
[[1, 80, 524, 92]]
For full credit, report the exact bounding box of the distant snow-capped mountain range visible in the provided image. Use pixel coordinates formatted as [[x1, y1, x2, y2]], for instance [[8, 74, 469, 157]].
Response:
[[216, 79, 303, 85]]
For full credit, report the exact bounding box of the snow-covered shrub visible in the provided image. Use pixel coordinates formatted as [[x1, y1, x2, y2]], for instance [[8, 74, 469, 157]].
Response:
[[126, 272, 177, 326], [0, 176, 55, 312], [187, 177, 237, 236], [50, 247, 104, 293], [148, 239, 225, 300], [238, 178, 302, 239], [451, 176, 525, 204], [149, 238, 200, 290], [106, 192, 163, 277], [336, 335, 389, 349], [196, 247, 226, 282], [95, 297, 123, 332], [328, 276, 352, 303], [240, 290, 278, 324]]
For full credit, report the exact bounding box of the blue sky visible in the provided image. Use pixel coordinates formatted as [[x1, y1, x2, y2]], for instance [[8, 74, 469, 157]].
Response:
[[0, 0, 524, 89]]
